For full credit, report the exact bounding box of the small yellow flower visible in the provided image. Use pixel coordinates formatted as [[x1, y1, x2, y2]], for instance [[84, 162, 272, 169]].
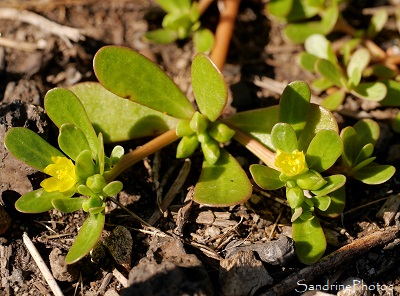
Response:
[[274, 149, 308, 177], [40, 156, 77, 192]]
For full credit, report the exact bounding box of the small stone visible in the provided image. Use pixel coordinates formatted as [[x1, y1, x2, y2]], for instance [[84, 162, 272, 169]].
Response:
[[103, 226, 133, 270], [204, 225, 221, 238], [49, 248, 79, 282], [219, 250, 272, 296]]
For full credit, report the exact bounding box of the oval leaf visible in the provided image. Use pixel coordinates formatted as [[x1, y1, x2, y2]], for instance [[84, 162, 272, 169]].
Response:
[[280, 81, 311, 138], [311, 174, 346, 196], [193, 149, 252, 206], [58, 124, 91, 161], [351, 82, 387, 101], [70, 82, 179, 143], [15, 189, 73, 213], [5, 127, 64, 171], [292, 217, 326, 264], [52, 197, 86, 213], [316, 59, 346, 88], [65, 212, 105, 264], [353, 164, 395, 185], [45, 88, 98, 157], [321, 88, 346, 111], [250, 164, 285, 190], [318, 186, 346, 218], [306, 129, 342, 172], [271, 123, 298, 153], [94, 46, 194, 119], [191, 53, 227, 121], [193, 28, 214, 53]]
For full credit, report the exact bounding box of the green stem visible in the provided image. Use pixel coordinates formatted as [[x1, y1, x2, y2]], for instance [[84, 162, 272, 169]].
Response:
[[105, 129, 180, 182]]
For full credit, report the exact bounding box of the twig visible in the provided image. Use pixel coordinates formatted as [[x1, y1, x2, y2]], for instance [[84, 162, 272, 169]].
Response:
[[0, 7, 84, 42], [268, 206, 284, 240], [262, 226, 400, 296], [22, 232, 64, 296], [198, 0, 214, 15], [0, 36, 46, 52], [343, 196, 389, 215], [210, 0, 241, 70], [112, 268, 128, 288], [148, 159, 192, 225]]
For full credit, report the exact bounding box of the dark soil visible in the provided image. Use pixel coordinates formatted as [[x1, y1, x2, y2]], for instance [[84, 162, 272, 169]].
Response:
[[1, 1, 400, 295]]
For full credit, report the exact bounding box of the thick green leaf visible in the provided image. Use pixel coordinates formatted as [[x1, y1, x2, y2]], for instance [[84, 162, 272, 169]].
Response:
[[298, 104, 339, 151], [286, 186, 305, 208], [353, 143, 374, 166], [312, 195, 331, 211], [250, 164, 285, 190], [45, 88, 98, 156], [193, 149, 252, 206], [75, 150, 96, 181], [191, 53, 227, 121], [296, 170, 327, 191], [65, 212, 105, 264], [226, 106, 279, 151], [280, 81, 311, 138], [5, 127, 64, 172], [94, 46, 194, 119], [298, 52, 318, 73], [347, 48, 370, 85], [15, 189, 74, 213], [144, 29, 178, 44], [58, 124, 91, 161], [156, 0, 191, 13], [271, 123, 298, 153], [52, 197, 86, 213], [351, 82, 387, 101], [292, 217, 326, 264], [311, 174, 346, 196], [353, 119, 380, 148], [353, 164, 395, 184], [316, 59, 346, 88], [193, 28, 214, 53], [367, 9, 388, 38], [284, 2, 338, 44], [286, 0, 319, 21], [321, 88, 346, 111], [70, 83, 179, 143], [349, 157, 376, 174], [340, 126, 357, 168], [318, 186, 346, 218], [380, 80, 400, 106], [311, 77, 334, 94], [305, 34, 337, 65], [306, 129, 342, 172], [103, 181, 123, 197], [266, 0, 293, 19]]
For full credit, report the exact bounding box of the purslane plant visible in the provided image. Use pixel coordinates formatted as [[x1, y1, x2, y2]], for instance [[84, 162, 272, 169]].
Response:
[[5, 89, 124, 264], [144, 0, 214, 53]]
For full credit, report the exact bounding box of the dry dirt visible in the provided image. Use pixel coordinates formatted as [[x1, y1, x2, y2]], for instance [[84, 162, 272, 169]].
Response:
[[1, 1, 400, 296]]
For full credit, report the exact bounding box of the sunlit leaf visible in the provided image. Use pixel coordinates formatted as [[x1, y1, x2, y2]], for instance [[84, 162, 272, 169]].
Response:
[[352, 164, 395, 185], [298, 104, 338, 151], [5, 127, 64, 172], [191, 53, 227, 121], [353, 143, 374, 166], [340, 126, 357, 168], [312, 195, 331, 211], [298, 52, 318, 72], [292, 217, 326, 264], [156, 0, 191, 13], [286, 186, 305, 208], [266, 0, 293, 20], [316, 59, 346, 88], [305, 34, 337, 64], [271, 123, 298, 153], [143, 29, 178, 44], [193, 28, 214, 53], [347, 48, 370, 83], [193, 149, 252, 206], [351, 82, 387, 101], [15, 188, 74, 213], [280, 81, 311, 138], [320, 88, 346, 111], [70, 83, 179, 143], [311, 77, 334, 94], [296, 170, 327, 191], [45, 88, 98, 157], [367, 9, 388, 38], [58, 124, 91, 161], [311, 174, 346, 196], [94, 46, 194, 119], [349, 157, 376, 174], [250, 164, 285, 190], [306, 130, 342, 172], [52, 197, 86, 213], [65, 212, 105, 264], [75, 150, 96, 181]]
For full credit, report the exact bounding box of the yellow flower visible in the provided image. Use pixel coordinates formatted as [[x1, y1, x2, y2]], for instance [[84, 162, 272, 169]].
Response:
[[40, 156, 77, 192], [274, 149, 308, 177]]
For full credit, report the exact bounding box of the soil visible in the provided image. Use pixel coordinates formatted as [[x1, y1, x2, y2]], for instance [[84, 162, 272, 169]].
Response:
[[1, 1, 400, 296]]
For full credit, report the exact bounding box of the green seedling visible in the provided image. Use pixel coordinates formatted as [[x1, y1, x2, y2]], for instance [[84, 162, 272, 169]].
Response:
[[299, 34, 387, 110], [226, 81, 343, 264], [340, 119, 395, 184], [266, 0, 340, 44], [91, 45, 252, 206], [5, 89, 124, 264], [144, 0, 214, 53]]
